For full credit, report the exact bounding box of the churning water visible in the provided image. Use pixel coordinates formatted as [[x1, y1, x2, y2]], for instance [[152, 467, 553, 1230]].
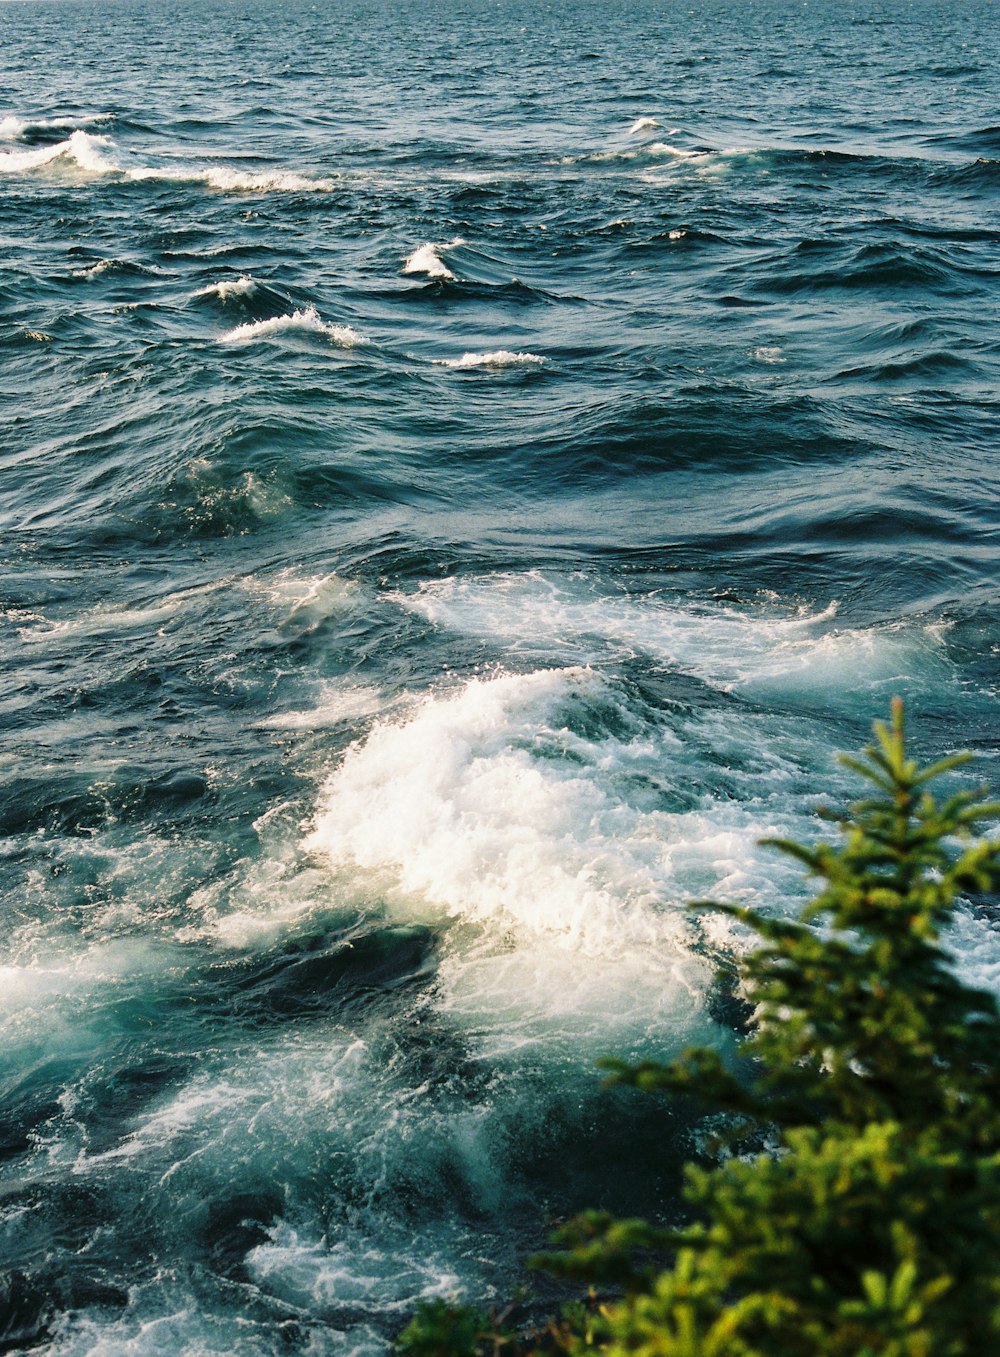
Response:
[[1, 0, 999, 1350]]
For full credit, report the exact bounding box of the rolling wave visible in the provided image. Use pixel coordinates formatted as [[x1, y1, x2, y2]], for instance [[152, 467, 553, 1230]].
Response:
[[433, 350, 545, 369], [403, 238, 465, 280], [0, 127, 337, 191], [219, 307, 368, 346]]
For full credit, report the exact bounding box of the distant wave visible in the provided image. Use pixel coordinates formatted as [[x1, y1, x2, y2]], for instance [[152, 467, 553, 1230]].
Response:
[[69, 257, 162, 280], [434, 350, 545, 369], [568, 140, 919, 180], [400, 238, 552, 299], [0, 128, 336, 192], [403, 238, 465, 280], [0, 129, 118, 175], [0, 112, 111, 141], [71, 258, 123, 280], [219, 306, 368, 346], [193, 276, 258, 300], [570, 141, 709, 168], [131, 162, 337, 193]]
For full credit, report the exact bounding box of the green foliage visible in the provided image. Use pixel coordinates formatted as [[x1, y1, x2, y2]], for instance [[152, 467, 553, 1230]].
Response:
[[396, 702, 1000, 1356], [396, 1300, 497, 1357]]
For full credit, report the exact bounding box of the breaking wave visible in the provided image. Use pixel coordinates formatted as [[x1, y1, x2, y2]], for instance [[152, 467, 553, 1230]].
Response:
[[403, 238, 465, 280], [219, 306, 368, 346], [433, 350, 545, 369], [0, 127, 336, 191], [192, 275, 259, 300]]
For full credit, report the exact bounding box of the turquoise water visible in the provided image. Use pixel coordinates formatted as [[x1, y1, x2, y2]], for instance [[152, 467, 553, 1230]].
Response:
[[1, 0, 999, 1350]]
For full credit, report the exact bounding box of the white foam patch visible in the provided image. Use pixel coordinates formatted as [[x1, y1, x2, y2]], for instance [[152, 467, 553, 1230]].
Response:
[[71, 258, 119, 279], [0, 939, 166, 1014], [56, 1026, 513, 1346], [942, 903, 1000, 998], [0, 129, 119, 175], [434, 350, 545, 370], [403, 238, 465, 280], [0, 937, 184, 1070], [129, 162, 337, 193], [51, 1300, 377, 1357], [0, 128, 335, 192], [16, 581, 225, 642], [258, 684, 384, 732], [754, 345, 785, 363], [305, 667, 799, 957], [573, 141, 700, 167], [433, 925, 714, 1060], [646, 141, 703, 161], [192, 275, 257, 300], [395, 572, 951, 701], [219, 307, 368, 347], [249, 568, 360, 618], [247, 1221, 468, 1317]]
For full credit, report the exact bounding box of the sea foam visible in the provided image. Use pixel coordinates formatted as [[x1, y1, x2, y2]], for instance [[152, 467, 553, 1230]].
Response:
[[403, 238, 465, 280], [0, 127, 336, 192], [305, 666, 794, 954], [192, 275, 258, 300], [129, 162, 337, 193], [434, 350, 545, 369], [0, 129, 119, 175], [219, 306, 368, 346], [395, 572, 952, 707]]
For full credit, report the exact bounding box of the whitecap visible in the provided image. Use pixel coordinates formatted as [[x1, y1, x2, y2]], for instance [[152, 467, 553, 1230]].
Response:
[[0, 128, 336, 192], [219, 306, 368, 347], [573, 141, 702, 167], [304, 666, 794, 955], [647, 141, 702, 161], [192, 275, 258, 300], [403, 238, 465, 280], [71, 258, 121, 279], [0, 128, 119, 175], [129, 162, 337, 193], [433, 350, 545, 369], [0, 112, 111, 141], [394, 571, 951, 703]]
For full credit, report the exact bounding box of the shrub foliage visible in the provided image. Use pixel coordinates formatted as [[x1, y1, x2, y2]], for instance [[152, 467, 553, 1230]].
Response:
[[397, 700, 1000, 1356]]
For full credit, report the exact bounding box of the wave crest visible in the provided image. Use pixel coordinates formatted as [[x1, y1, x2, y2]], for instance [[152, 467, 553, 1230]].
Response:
[[0, 128, 335, 192], [0, 112, 111, 141], [403, 238, 466, 280], [219, 306, 368, 347], [193, 276, 258, 301], [0, 129, 119, 175], [434, 350, 545, 370]]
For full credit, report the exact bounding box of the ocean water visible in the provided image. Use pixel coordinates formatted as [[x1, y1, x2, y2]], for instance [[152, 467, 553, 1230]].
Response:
[[1, 0, 999, 1349]]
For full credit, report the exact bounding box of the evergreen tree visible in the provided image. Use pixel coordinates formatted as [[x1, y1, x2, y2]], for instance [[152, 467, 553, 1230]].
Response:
[[398, 701, 1000, 1357]]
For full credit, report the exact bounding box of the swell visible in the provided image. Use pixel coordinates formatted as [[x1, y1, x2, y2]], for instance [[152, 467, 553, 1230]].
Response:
[[476, 390, 881, 486], [753, 241, 994, 296]]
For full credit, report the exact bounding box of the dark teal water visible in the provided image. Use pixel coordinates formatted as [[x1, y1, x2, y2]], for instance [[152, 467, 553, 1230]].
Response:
[[1, 0, 999, 1350]]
